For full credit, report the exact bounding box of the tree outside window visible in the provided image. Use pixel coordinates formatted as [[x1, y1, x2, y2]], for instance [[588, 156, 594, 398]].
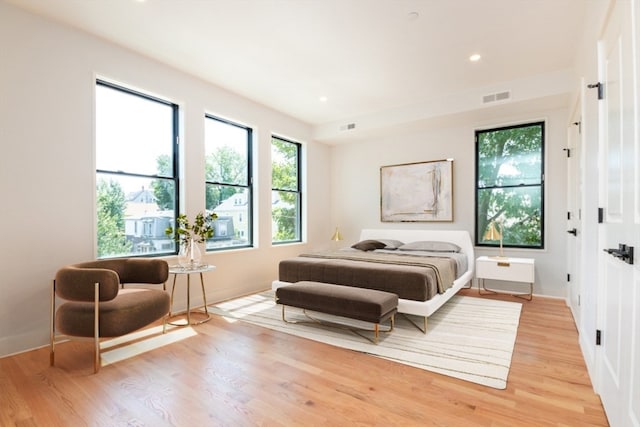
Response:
[[271, 136, 301, 243], [475, 122, 544, 249]]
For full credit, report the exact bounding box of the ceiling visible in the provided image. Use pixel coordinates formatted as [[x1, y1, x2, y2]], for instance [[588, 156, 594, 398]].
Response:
[[8, 0, 587, 131]]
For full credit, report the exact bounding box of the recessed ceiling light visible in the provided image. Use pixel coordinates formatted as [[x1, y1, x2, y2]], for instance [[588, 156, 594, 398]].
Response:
[[469, 54, 482, 62], [319, 96, 328, 103]]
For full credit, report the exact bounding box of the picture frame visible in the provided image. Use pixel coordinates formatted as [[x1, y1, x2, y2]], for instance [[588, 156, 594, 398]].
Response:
[[380, 159, 453, 222]]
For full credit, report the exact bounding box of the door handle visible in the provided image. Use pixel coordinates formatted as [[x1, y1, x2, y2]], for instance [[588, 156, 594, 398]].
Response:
[[567, 228, 577, 236], [604, 244, 634, 264]]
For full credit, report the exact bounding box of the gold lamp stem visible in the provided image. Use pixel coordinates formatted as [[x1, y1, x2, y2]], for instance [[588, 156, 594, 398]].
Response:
[[483, 220, 506, 259]]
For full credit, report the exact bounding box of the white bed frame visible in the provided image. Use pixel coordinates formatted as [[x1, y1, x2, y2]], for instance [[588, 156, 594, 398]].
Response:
[[272, 229, 475, 330]]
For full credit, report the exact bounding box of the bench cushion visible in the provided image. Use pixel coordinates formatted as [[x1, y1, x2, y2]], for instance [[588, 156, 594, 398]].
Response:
[[276, 281, 398, 324]]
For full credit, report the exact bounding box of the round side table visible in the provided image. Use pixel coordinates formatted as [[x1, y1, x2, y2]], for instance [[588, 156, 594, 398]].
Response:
[[168, 264, 216, 326]]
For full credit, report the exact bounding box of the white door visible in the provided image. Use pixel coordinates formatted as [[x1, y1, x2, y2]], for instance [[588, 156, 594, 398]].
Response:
[[597, 1, 638, 425], [567, 102, 582, 325]]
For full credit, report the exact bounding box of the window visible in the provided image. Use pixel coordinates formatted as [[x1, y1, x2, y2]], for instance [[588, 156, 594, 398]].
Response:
[[271, 136, 301, 243], [204, 115, 253, 250], [475, 121, 544, 249], [95, 80, 178, 258]]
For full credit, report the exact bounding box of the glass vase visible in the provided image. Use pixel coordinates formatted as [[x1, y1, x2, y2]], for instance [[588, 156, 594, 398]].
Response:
[[178, 238, 202, 269]]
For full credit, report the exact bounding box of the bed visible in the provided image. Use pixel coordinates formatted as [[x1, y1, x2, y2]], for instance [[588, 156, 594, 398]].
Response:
[[271, 229, 475, 331]]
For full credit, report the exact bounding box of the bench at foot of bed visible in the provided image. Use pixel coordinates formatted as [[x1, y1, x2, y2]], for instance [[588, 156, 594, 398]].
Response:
[[275, 281, 398, 344]]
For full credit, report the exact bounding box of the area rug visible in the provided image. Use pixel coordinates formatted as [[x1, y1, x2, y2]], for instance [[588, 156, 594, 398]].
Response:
[[209, 290, 522, 389]]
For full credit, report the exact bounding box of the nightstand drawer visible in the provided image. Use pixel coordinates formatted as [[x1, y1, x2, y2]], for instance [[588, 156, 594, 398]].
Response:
[[476, 257, 535, 283]]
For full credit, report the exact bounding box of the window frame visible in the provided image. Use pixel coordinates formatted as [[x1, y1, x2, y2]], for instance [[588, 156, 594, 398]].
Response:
[[271, 135, 302, 244], [474, 121, 545, 250], [95, 79, 179, 259], [204, 114, 254, 251]]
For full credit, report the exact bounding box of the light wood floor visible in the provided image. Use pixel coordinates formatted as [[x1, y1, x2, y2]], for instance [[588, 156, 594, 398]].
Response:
[[1, 289, 608, 426]]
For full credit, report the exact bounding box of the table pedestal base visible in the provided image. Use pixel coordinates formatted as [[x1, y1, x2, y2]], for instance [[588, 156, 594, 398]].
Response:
[[168, 310, 211, 326], [168, 267, 213, 326]]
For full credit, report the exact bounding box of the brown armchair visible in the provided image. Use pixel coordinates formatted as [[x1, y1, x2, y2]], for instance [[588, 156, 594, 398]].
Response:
[[50, 258, 170, 373]]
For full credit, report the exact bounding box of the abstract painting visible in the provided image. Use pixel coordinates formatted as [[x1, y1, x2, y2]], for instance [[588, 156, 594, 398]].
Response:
[[380, 159, 453, 222]]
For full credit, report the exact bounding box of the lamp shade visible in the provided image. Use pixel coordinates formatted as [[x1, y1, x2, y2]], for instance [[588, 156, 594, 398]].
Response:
[[331, 227, 343, 242], [483, 221, 502, 241]]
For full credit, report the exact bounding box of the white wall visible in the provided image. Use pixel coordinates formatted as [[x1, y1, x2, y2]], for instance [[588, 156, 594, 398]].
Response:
[[0, 3, 331, 357], [330, 105, 569, 297]]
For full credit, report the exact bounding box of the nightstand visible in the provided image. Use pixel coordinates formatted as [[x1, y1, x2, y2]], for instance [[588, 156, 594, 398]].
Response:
[[476, 256, 535, 301]]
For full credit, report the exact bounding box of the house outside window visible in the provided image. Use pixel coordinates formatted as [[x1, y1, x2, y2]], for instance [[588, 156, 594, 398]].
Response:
[[95, 80, 178, 258], [204, 115, 253, 250], [475, 121, 545, 249], [271, 136, 301, 243]]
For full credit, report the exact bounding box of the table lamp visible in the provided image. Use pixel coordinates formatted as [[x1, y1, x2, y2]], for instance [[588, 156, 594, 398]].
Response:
[[331, 226, 343, 242], [483, 220, 506, 259]]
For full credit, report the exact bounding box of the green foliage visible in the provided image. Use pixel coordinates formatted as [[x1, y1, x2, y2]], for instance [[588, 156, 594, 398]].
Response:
[[205, 146, 245, 208], [165, 211, 218, 245], [271, 138, 298, 192], [477, 123, 543, 247], [271, 138, 299, 241], [96, 179, 132, 257], [151, 154, 175, 210], [272, 195, 299, 241]]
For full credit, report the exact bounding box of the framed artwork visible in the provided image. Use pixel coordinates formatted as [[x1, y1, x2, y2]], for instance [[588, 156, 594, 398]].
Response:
[[380, 159, 453, 222]]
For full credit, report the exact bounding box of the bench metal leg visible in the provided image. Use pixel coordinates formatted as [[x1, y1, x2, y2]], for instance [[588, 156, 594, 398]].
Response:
[[280, 305, 394, 344]]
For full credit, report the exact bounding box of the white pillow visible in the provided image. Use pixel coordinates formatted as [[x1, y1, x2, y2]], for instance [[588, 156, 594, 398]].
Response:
[[398, 241, 461, 253], [376, 239, 404, 249]]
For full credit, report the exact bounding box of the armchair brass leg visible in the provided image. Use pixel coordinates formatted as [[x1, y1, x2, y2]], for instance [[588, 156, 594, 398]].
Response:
[[94, 282, 100, 374], [94, 343, 100, 373], [50, 280, 56, 367]]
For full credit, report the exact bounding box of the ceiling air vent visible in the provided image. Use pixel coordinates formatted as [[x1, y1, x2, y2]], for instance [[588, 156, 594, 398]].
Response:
[[482, 90, 511, 104], [339, 123, 356, 131]]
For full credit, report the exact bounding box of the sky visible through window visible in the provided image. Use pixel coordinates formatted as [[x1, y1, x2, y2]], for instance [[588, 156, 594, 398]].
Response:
[[96, 84, 174, 195], [204, 117, 248, 161]]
